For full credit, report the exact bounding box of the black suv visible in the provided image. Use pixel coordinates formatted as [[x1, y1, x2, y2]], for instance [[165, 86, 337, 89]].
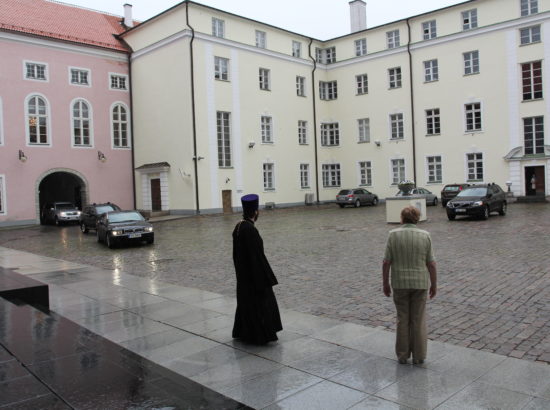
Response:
[[440, 183, 470, 207], [80, 203, 121, 233], [446, 183, 507, 220]]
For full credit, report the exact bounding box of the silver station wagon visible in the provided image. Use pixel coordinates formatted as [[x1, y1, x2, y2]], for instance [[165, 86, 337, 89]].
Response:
[[336, 188, 379, 208]]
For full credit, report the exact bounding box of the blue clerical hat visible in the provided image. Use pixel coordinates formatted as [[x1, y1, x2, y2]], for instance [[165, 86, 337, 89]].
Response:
[[241, 194, 259, 213]]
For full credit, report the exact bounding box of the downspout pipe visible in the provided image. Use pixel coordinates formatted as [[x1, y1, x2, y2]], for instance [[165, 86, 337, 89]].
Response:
[[308, 38, 320, 205], [186, 2, 200, 214], [406, 18, 417, 184]]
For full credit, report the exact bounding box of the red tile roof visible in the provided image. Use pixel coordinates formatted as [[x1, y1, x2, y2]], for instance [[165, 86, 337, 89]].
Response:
[[0, 0, 133, 51]]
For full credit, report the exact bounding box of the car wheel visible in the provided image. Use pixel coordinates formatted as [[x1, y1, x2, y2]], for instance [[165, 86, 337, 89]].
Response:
[[355, 199, 361, 208], [499, 202, 507, 216], [447, 213, 456, 221], [433, 197, 438, 206], [482, 206, 489, 220], [80, 223, 89, 234], [106, 235, 115, 249], [372, 197, 378, 206], [338, 204, 345, 208]]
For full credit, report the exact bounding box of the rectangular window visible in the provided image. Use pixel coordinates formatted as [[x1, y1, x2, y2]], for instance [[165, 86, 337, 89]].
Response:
[[300, 164, 310, 189], [217, 111, 231, 167], [524, 116, 544, 154], [387, 30, 400, 49], [298, 120, 308, 144], [465, 103, 482, 132], [390, 113, 404, 140], [388, 67, 402, 89], [255, 30, 266, 48], [316, 47, 336, 64], [321, 123, 340, 146], [426, 109, 441, 135], [0, 175, 5, 215], [296, 76, 306, 96], [427, 156, 442, 183], [259, 68, 270, 90], [520, 26, 541, 45], [522, 61, 543, 100], [391, 159, 406, 185], [462, 9, 478, 30], [110, 74, 128, 90], [261, 116, 273, 143], [356, 74, 368, 95], [521, 0, 538, 16], [423, 20, 437, 40], [358, 118, 370, 143], [263, 163, 275, 190], [424, 59, 439, 82], [359, 161, 372, 186], [467, 153, 483, 181], [463, 51, 480, 75], [214, 57, 229, 80], [25, 62, 47, 81], [292, 41, 302, 58], [212, 18, 225, 38], [70, 68, 89, 85], [322, 164, 341, 187], [355, 38, 367, 56], [319, 81, 338, 100]]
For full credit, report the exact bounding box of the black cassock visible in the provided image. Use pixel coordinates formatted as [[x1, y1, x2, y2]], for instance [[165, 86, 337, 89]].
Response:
[[232, 219, 282, 344]]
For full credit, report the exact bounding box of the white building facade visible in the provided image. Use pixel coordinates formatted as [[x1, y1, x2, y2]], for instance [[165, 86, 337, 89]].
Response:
[[122, 0, 550, 214]]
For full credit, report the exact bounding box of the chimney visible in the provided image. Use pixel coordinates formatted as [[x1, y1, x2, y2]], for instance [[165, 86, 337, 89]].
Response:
[[124, 3, 133, 28], [349, 0, 366, 33]]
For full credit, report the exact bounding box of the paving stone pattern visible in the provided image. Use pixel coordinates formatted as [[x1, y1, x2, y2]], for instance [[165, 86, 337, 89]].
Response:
[[0, 202, 548, 364]]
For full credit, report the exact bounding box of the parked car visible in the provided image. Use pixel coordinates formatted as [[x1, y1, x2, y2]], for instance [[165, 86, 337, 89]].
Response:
[[440, 183, 470, 207], [41, 202, 81, 225], [336, 188, 378, 208], [80, 202, 121, 233], [96, 210, 154, 248], [395, 187, 438, 206], [446, 183, 507, 220]]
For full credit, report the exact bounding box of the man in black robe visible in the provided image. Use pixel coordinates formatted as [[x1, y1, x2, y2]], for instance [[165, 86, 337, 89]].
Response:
[[232, 194, 282, 344]]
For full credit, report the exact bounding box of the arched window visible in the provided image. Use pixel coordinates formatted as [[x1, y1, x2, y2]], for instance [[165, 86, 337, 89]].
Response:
[[72, 100, 91, 146], [27, 95, 48, 144], [112, 103, 129, 148]]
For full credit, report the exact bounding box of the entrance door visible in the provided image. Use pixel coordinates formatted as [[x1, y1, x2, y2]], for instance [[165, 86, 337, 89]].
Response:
[[525, 166, 545, 196], [222, 190, 232, 214], [150, 178, 161, 211]]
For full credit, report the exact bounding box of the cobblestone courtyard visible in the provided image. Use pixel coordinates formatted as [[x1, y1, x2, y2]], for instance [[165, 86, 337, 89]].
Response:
[[1, 202, 548, 364]]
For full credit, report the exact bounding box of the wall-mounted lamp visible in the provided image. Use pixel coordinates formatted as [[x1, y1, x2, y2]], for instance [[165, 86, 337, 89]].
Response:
[[193, 156, 205, 161], [18, 150, 27, 162], [374, 140, 381, 147], [225, 177, 231, 183], [97, 151, 107, 162], [248, 141, 255, 148]]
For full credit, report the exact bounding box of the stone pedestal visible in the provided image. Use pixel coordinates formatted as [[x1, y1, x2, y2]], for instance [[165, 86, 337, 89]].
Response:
[[385, 196, 427, 223]]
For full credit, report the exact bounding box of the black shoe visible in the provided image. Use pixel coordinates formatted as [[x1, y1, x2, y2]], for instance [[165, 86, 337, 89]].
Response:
[[413, 359, 424, 364], [398, 358, 408, 364]]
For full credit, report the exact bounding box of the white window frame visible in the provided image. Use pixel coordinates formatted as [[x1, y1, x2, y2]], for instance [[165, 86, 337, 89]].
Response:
[[426, 155, 443, 184], [523, 116, 544, 155], [71, 98, 93, 148], [214, 57, 229, 81], [109, 73, 128, 91], [217, 111, 232, 167], [23, 60, 48, 82], [356, 74, 368, 95], [316, 47, 336, 64], [263, 162, 275, 191], [25, 93, 51, 146], [424, 59, 439, 82], [320, 123, 340, 146], [111, 102, 131, 149], [387, 30, 400, 49], [319, 81, 338, 100], [521, 0, 538, 16], [390, 158, 406, 185], [463, 51, 480, 75], [390, 113, 404, 140], [464, 102, 482, 132], [426, 108, 441, 135], [355, 38, 367, 56], [358, 118, 370, 143], [298, 120, 308, 145], [388, 67, 402, 89], [68, 67, 91, 87], [292, 41, 302, 58], [296, 76, 306, 97], [466, 152, 484, 181], [522, 61, 543, 100], [261, 115, 273, 143], [520, 25, 541, 45], [422, 20, 437, 40], [0, 175, 6, 215], [212, 17, 225, 38], [259, 68, 270, 90], [255, 30, 266, 48], [462, 9, 478, 30], [322, 163, 341, 188], [300, 163, 310, 189], [358, 161, 372, 186]]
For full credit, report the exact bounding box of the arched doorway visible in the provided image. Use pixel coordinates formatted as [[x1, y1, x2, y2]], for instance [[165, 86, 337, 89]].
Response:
[[37, 170, 88, 220]]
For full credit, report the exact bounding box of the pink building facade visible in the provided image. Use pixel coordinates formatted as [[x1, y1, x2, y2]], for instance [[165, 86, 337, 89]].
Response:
[[0, 0, 134, 227]]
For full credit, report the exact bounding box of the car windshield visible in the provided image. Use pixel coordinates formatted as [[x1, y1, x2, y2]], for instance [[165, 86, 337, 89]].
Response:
[[96, 205, 117, 214], [444, 186, 460, 191], [108, 212, 144, 223], [456, 187, 487, 197], [338, 190, 352, 195], [56, 203, 75, 209]]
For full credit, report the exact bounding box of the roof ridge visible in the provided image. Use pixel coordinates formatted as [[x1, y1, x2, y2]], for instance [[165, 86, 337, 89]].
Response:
[[44, 0, 123, 18]]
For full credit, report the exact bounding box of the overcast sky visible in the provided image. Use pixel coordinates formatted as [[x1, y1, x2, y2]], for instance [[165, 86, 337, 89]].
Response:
[[59, 0, 467, 39]]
